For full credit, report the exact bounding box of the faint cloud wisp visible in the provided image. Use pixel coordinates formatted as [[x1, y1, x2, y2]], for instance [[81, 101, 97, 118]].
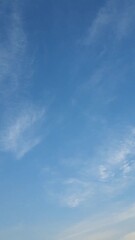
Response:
[[0, 107, 45, 158]]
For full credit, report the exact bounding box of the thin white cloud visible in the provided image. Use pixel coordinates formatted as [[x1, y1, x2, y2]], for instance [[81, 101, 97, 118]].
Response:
[[69, 127, 135, 199], [42, 168, 93, 208], [99, 165, 111, 180], [84, 0, 135, 45], [0, 1, 27, 96], [43, 127, 135, 208], [2, 207, 134, 240], [57, 203, 135, 240], [0, 107, 45, 158], [116, 204, 135, 222], [123, 232, 135, 240], [57, 177, 92, 208], [98, 127, 135, 183], [59, 229, 117, 240], [0, 2, 46, 159]]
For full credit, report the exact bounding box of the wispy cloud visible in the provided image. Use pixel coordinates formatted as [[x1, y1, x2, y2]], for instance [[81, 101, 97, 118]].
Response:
[[0, 1, 46, 159], [98, 127, 135, 183], [60, 178, 92, 208], [59, 229, 117, 240], [43, 172, 92, 208], [84, 0, 135, 45], [0, 1, 27, 94], [1, 205, 134, 240], [57, 203, 135, 240], [123, 232, 135, 240], [44, 127, 135, 207], [0, 106, 45, 158]]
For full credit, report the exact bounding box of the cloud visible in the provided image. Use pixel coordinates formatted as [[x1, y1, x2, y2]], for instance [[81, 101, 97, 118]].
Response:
[[44, 174, 92, 208], [123, 232, 135, 240], [60, 178, 92, 208], [0, 1, 28, 98], [98, 127, 135, 183], [84, 0, 135, 45], [116, 204, 135, 223], [43, 127, 135, 208], [59, 229, 117, 240], [63, 128, 135, 202], [99, 165, 111, 180], [57, 203, 135, 240], [0, 106, 45, 158], [6, 201, 128, 240]]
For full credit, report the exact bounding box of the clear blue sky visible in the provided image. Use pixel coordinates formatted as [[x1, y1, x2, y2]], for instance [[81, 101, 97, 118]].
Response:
[[0, 0, 135, 239]]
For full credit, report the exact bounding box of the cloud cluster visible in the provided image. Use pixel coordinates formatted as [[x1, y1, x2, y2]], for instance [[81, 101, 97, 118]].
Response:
[[98, 128, 135, 183], [43, 127, 135, 208]]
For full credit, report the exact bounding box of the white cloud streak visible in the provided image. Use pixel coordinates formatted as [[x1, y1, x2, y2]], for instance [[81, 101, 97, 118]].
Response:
[[0, 1, 46, 159], [0, 107, 45, 158], [84, 0, 135, 45], [123, 232, 135, 240], [43, 127, 135, 208], [98, 127, 135, 183], [57, 203, 135, 240], [0, 1, 27, 93]]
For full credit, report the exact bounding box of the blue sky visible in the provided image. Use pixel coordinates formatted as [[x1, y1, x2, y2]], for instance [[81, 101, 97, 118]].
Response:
[[0, 0, 135, 239]]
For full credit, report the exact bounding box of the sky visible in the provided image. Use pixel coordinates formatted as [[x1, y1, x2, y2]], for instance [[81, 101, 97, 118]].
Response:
[[0, 0, 135, 239]]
